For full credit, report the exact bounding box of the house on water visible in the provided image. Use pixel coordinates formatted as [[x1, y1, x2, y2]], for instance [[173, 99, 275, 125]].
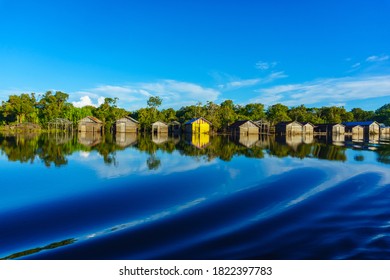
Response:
[[315, 123, 345, 135], [184, 117, 211, 134], [168, 121, 181, 134], [342, 121, 381, 135], [152, 121, 168, 134], [343, 124, 364, 136], [275, 121, 303, 135], [78, 116, 103, 133], [228, 120, 259, 135], [114, 116, 139, 133], [301, 122, 315, 134]]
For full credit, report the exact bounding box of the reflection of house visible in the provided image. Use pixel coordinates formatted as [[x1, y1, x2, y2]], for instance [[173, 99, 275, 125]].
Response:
[[315, 123, 345, 135], [186, 133, 210, 149], [343, 121, 380, 135], [229, 120, 259, 135], [302, 133, 314, 144], [168, 121, 181, 134], [114, 116, 139, 133], [275, 121, 303, 135], [78, 116, 103, 133], [237, 134, 259, 147], [184, 117, 211, 134], [285, 134, 303, 149], [115, 132, 137, 147], [78, 132, 102, 146], [152, 133, 168, 144], [332, 133, 345, 145], [301, 122, 315, 134], [152, 121, 168, 134]]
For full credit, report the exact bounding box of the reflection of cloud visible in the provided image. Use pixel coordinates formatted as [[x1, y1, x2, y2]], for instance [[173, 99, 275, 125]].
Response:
[[79, 151, 90, 158], [73, 149, 217, 179]]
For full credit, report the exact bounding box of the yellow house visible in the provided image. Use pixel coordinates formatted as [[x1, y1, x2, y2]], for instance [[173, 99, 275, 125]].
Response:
[[184, 117, 212, 134]]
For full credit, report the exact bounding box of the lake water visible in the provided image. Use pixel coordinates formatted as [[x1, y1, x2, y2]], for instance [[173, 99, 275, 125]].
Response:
[[0, 132, 389, 260]]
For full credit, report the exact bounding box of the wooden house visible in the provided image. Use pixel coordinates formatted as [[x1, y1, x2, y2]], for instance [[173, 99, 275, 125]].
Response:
[[152, 121, 168, 134], [228, 120, 259, 135], [168, 121, 181, 134], [78, 116, 103, 133], [275, 121, 303, 135], [301, 122, 315, 134], [344, 124, 364, 135], [315, 123, 345, 135], [254, 119, 271, 134], [184, 117, 211, 134], [381, 125, 390, 135], [114, 116, 139, 133], [342, 121, 380, 135]]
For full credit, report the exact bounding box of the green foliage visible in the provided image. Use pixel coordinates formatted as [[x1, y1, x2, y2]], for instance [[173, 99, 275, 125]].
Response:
[[266, 103, 291, 124], [375, 103, 390, 125]]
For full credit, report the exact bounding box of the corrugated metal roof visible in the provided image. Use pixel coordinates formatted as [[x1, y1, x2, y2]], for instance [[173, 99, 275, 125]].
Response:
[[229, 120, 258, 128], [342, 121, 378, 126], [184, 117, 212, 125], [79, 116, 103, 123]]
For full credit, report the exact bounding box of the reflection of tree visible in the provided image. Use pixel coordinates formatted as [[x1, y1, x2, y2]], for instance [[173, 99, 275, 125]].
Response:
[[0, 132, 389, 167], [0, 133, 39, 163], [147, 154, 161, 170], [376, 145, 390, 164]]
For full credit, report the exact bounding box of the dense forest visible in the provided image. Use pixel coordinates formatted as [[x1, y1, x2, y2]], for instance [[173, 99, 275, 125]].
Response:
[[1, 91, 389, 131]]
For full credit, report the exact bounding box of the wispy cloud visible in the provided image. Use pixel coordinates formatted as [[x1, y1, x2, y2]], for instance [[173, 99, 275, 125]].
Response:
[[251, 74, 390, 107], [366, 55, 389, 62], [70, 80, 220, 110], [255, 60, 277, 71], [219, 71, 288, 90]]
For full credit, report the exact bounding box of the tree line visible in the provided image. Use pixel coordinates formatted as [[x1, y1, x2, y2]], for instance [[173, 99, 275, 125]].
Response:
[[1, 91, 389, 131]]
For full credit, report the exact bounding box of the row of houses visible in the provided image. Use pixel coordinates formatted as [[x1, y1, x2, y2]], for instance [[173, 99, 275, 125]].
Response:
[[77, 116, 390, 136], [275, 120, 389, 136], [77, 116, 213, 134]]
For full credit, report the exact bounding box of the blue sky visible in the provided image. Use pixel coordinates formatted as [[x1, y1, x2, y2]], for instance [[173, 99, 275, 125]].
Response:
[[0, 0, 389, 111]]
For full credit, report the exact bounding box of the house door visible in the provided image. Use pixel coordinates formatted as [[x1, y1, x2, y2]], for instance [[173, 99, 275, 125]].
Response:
[[80, 125, 86, 132], [119, 122, 125, 133]]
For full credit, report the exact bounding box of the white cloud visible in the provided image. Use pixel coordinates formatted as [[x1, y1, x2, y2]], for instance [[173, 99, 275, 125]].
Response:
[[366, 55, 389, 62], [220, 72, 288, 90], [70, 80, 220, 110], [351, 62, 361, 68], [72, 95, 105, 108], [255, 61, 277, 71], [251, 75, 390, 107]]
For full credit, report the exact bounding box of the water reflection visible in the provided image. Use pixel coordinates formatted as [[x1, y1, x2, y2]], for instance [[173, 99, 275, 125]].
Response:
[[0, 132, 389, 167]]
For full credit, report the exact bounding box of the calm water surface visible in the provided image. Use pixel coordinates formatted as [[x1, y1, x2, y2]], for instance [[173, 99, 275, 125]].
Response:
[[0, 132, 390, 259]]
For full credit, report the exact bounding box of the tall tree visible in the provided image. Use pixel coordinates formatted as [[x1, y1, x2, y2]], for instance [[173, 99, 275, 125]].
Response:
[[375, 103, 390, 125], [266, 103, 291, 124], [2, 93, 38, 123]]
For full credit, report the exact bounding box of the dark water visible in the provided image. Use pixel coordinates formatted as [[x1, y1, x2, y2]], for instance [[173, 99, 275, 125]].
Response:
[[0, 132, 389, 260]]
